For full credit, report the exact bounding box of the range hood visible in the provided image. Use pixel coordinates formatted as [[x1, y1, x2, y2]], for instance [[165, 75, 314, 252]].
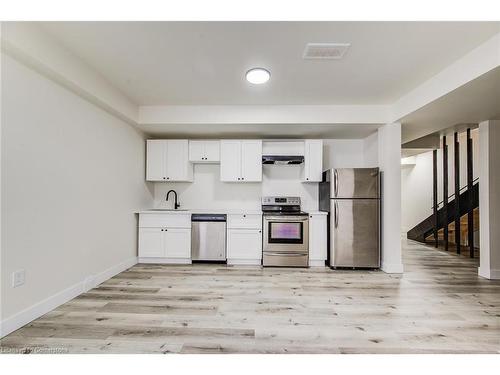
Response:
[[262, 155, 305, 165]]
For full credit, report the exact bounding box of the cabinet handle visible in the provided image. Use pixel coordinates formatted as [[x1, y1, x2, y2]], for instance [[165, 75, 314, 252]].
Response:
[[237, 178, 241, 180], [242, 178, 245, 180], [165, 228, 168, 231], [243, 215, 246, 217], [167, 177, 170, 180], [258, 230, 261, 233], [306, 178, 309, 181], [161, 229, 164, 231], [163, 177, 166, 180]]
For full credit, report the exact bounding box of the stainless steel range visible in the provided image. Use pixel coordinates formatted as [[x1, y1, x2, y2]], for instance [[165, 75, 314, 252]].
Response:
[[262, 196, 309, 267]]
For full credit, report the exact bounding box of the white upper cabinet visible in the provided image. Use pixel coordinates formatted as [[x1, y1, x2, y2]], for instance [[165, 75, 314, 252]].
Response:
[[146, 140, 166, 181], [220, 140, 262, 182], [189, 140, 220, 163], [146, 140, 193, 182], [241, 141, 262, 181], [220, 140, 241, 181], [303, 139, 323, 182]]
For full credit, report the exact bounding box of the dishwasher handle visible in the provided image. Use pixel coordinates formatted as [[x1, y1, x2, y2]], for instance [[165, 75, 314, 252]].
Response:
[[191, 214, 227, 222]]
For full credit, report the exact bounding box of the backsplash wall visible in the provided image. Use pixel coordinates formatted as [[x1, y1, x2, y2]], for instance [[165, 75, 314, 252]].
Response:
[[153, 163, 318, 211]]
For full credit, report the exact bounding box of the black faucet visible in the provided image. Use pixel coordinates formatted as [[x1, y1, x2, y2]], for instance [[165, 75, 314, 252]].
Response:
[[166, 190, 180, 209]]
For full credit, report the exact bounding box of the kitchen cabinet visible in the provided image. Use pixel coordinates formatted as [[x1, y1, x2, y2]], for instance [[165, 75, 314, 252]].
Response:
[[189, 140, 220, 163], [146, 140, 193, 182], [138, 227, 164, 258], [308, 213, 327, 266], [164, 228, 191, 259], [226, 213, 262, 265], [220, 140, 262, 182], [227, 229, 262, 262], [303, 139, 323, 182], [138, 213, 191, 263]]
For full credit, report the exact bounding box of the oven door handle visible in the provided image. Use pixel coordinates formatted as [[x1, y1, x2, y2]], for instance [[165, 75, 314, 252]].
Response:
[[264, 216, 309, 222], [265, 252, 307, 257]]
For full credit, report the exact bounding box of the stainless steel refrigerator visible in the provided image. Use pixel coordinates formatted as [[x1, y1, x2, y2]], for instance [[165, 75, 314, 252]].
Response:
[[319, 168, 380, 268]]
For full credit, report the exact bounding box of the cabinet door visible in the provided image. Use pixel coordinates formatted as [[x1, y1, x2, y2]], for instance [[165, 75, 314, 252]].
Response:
[[204, 141, 220, 162], [166, 140, 192, 181], [189, 141, 205, 162], [308, 214, 327, 261], [227, 229, 262, 260], [164, 228, 191, 258], [304, 140, 323, 182], [139, 228, 165, 257], [241, 140, 262, 182], [146, 140, 166, 181], [220, 141, 241, 181]]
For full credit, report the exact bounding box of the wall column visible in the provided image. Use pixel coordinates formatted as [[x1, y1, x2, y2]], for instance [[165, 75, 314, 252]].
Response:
[[478, 120, 500, 279], [378, 123, 403, 273]]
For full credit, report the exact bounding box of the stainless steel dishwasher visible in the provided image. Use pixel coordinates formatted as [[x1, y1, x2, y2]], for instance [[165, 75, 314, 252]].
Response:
[[191, 214, 227, 261]]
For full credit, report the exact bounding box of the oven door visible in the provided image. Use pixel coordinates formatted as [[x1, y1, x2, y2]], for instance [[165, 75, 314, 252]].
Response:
[[263, 215, 309, 253]]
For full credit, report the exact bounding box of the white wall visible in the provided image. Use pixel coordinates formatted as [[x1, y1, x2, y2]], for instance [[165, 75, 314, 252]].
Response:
[[401, 151, 434, 232], [154, 136, 379, 211], [478, 120, 500, 280], [0, 54, 153, 334], [154, 164, 262, 211], [378, 123, 403, 273]]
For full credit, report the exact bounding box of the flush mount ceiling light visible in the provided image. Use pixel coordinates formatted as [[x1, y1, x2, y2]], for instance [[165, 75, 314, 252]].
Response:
[[245, 68, 270, 84]]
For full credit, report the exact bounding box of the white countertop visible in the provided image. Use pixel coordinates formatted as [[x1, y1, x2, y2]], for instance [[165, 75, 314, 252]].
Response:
[[307, 211, 328, 215], [137, 208, 263, 215], [137, 208, 326, 215]]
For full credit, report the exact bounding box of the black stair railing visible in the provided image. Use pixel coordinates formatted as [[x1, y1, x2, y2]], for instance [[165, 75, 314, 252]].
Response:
[[407, 180, 479, 246]]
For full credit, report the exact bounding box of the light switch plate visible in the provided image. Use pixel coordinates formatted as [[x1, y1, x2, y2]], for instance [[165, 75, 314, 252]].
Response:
[[12, 269, 25, 287]]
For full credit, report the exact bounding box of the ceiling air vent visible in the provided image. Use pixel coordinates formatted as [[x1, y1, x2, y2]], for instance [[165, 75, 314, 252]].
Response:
[[303, 43, 351, 60]]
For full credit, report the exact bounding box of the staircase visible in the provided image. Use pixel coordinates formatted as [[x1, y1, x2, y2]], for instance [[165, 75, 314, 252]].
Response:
[[407, 182, 479, 243], [428, 207, 479, 245]]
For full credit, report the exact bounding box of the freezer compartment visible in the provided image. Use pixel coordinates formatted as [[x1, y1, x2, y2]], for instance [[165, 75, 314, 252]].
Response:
[[324, 168, 379, 199], [330, 198, 380, 268], [263, 252, 309, 267]]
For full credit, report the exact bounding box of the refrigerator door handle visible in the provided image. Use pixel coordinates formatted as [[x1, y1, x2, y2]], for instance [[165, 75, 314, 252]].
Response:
[[334, 169, 339, 197], [334, 201, 339, 228]]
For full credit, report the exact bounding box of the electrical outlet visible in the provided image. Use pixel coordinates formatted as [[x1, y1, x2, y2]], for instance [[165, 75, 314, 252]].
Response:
[[12, 269, 25, 287]]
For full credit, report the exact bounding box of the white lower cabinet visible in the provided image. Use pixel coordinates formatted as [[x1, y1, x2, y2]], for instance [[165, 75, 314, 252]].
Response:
[[227, 229, 262, 261], [138, 213, 191, 264], [308, 213, 327, 266], [227, 213, 262, 265], [138, 228, 164, 258], [164, 228, 191, 258]]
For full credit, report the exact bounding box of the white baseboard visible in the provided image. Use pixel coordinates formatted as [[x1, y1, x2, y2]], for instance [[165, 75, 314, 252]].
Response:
[[309, 260, 326, 267], [381, 262, 404, 274], [138, 257, 191, 264], [227, 259, 261, 266], [478, 267, 500, 280], [0, 256, 138, 338]]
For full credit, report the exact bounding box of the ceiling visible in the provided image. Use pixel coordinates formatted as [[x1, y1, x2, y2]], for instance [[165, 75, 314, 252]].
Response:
[[40, 21, 500, 106], [400, 66, 500, 143], [142, 123, 381, 139]]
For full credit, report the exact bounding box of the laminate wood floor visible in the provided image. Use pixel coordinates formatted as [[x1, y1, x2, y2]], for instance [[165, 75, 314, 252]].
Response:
[[2, 239, 499, 354]]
